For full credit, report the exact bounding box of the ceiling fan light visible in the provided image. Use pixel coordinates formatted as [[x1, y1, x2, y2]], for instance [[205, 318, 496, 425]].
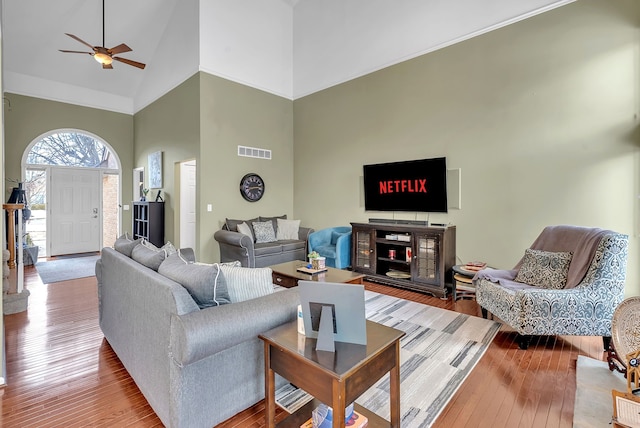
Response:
[[94, 53, 112, 65]]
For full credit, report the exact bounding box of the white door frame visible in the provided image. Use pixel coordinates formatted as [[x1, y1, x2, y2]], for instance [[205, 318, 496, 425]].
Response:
[[22, 129, 123, 256]]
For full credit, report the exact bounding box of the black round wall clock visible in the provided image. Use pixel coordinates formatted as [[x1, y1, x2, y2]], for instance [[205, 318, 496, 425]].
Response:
[[239, 173, 265, 202]]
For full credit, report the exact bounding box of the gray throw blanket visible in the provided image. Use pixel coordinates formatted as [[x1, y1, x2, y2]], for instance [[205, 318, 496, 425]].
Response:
[[475, 225, 608, 289]]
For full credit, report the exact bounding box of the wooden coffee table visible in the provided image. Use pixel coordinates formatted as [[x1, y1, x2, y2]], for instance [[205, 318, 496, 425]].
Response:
[[260, 320, 404, 427], [270, 260, 365, 288]]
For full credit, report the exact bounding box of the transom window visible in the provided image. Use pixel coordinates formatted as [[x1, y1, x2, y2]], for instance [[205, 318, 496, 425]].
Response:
[[27, 131, 117, 169]]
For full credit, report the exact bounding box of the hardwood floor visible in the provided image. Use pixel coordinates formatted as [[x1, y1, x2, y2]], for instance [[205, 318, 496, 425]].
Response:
[[1, 265, 606, 427]]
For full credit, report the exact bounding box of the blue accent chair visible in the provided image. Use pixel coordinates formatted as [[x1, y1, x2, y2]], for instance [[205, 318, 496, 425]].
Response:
[[308, 226, 352, 269]]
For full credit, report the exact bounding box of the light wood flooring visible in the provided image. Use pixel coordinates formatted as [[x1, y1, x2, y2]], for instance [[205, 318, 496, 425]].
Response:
[[1, 263, 607, 427]]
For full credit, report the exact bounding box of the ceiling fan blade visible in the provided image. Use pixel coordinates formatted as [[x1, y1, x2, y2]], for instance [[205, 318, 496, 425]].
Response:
[[103, 63, 113, 70], [59, 50, 93, 55], [109, 43, 132, 55], [64, 33, 96, 51], [113, 56, 146, 69]]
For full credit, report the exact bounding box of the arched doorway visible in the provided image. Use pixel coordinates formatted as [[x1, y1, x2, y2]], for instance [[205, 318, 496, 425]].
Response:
[[22, 130, 122, 257]]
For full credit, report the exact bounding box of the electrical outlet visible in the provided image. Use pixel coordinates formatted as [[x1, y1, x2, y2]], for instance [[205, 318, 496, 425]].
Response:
[[123, 205, 130, 210], [207, 204, 212, 212]]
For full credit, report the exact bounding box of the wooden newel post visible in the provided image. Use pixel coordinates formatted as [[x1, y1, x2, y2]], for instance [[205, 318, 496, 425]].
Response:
[[3, 203, 25, 269]]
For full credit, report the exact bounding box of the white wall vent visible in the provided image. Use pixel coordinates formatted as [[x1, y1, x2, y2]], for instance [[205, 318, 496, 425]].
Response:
[[238, 145, 272, 160]]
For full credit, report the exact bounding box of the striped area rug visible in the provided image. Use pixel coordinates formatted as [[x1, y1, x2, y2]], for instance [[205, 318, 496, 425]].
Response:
[[275, 290, 501, 427]]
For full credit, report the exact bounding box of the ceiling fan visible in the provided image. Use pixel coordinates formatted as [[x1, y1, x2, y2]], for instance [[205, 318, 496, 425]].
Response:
[[59, 0, 146, 70]]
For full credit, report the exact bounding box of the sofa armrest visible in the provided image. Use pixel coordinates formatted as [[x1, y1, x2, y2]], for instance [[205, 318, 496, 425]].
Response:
[[170, 288, 299, 366], [298, 226, 314, 243], [214, 230, 255, 266]]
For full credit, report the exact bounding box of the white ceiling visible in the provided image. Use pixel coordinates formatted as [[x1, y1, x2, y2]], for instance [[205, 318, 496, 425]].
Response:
[[1, 0, 575, 114]]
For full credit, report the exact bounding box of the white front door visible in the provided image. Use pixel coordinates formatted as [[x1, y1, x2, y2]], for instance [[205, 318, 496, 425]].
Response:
[[49, 168, 102, 256]]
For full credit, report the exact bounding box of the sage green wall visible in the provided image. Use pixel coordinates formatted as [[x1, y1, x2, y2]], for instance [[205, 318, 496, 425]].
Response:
[[199, 72, 294, 263], [133, 74, 200, 249], [3, 93, 135, 234], [293, 0, 640, 295]]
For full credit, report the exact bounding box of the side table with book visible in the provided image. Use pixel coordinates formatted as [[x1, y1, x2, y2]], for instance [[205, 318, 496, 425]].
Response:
[[260, 320, 405, 427]]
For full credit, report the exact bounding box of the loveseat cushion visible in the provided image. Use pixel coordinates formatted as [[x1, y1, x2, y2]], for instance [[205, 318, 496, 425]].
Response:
[[514, 249, 573, 289], [253, 221, 277, 243], [131, 244, 166, 271], [158, 253, 231, 308], [226, 217, 259, 232], [280, 240, 305, 252], [260, 215, 287, 232], [276, 219, 300, 240], [219, 265, 274, 303], [114, 233, 142, 257], [254, 243, 283, 256]]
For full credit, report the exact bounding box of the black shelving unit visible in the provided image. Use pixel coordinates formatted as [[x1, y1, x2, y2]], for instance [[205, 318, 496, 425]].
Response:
[[132, 201, 164, 247]]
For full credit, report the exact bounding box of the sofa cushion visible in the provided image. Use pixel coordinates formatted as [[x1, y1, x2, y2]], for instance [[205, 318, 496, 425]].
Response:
[[253, 221, 277, 243], [219, 265, 274, 303], [225, 217, 259, 232], [131, 244, 166, 271], [276, 219, 300, 240], [254, 243, 283, 257], [280, 240, 305, 252], [260, 215, 287, 233], [114, 233, 142, 257], [514, 249, 573, 289], [141, 239, 178, 256], [236, 222, 254, 241], [158, 253, 231, 308]]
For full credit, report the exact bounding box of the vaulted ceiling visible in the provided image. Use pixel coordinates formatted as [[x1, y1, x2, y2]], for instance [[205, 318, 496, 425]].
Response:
[[1, 0, 575, 114]]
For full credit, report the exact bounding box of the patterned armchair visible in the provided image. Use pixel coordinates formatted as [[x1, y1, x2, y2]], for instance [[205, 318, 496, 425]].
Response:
[[475, 225, 628, 350]]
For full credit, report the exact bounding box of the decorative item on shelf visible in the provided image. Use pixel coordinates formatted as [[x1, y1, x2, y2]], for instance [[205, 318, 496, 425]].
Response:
[[141, 188, 149, 201], [406, 247, 412, 261], [302, 403, 361, 428], [388, 249, 396, 259], [154, 190, 163, 202], [397, 234, 411, 242]]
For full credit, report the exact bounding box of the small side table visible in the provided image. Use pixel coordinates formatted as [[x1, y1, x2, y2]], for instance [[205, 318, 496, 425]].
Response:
[[452, 265, 477, 301]]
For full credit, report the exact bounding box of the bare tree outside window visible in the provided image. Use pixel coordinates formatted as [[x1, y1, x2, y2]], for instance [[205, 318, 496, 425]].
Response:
[[27, 132, 116, 169]]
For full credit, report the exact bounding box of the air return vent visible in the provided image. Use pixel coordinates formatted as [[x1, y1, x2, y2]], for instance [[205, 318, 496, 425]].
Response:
[[238, 145, 272, 160]]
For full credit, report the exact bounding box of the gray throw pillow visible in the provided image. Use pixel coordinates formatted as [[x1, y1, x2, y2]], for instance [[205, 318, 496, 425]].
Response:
[[131, 244, 166, 271], [225, 217, 259, 232], [158, 253, 231, 308], [220, 265, 274, 303], [515, 249, 573, 289], [252, 221, 277, 243], [260, 215, 287, 233], [114, 233, 142, 257]]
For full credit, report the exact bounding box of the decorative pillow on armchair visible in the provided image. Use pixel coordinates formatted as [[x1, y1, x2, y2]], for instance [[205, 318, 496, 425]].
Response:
[[514, 249, 573, 289]]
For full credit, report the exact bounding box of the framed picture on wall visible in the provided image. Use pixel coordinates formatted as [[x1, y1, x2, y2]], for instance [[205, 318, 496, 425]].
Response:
[[148, 151, 163, 189]]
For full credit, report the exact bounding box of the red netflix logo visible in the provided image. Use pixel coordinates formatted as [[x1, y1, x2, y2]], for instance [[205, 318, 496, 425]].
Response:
[[379, 179, 427, 194]]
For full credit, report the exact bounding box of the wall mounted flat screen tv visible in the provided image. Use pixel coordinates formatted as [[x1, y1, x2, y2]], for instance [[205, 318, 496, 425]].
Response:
[[363, 157, 448, 213]]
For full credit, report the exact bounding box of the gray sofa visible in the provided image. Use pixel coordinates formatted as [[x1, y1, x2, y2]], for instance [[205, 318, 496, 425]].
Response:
[[96, 246, 299, 428], [214, 216, 314, 267]]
